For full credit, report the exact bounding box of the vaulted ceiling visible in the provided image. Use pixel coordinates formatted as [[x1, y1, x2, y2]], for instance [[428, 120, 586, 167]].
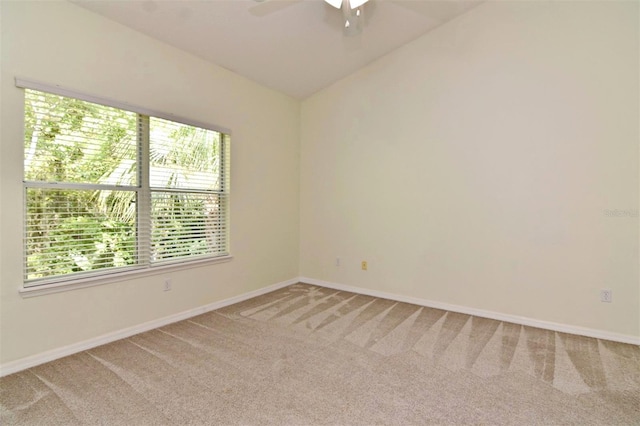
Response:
[[74, 0, 483, 99]]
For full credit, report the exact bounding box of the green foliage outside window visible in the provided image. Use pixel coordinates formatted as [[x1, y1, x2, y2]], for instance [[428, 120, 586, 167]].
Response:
[[24, 89, 228, 284]]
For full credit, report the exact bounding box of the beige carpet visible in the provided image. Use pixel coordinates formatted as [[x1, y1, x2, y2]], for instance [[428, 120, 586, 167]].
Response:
[[1, 283, 639, 425]]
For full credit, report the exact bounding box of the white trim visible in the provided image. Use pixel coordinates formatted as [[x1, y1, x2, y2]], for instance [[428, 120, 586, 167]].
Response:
[[1, 277, 297, 377], [15, 77, 232, 135], [299, 277, 640, 346]]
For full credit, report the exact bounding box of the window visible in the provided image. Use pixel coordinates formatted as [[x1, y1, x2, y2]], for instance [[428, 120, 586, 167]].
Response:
[[22, 84, 230, 287]]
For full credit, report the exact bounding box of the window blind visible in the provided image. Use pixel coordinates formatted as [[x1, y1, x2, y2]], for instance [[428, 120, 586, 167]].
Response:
[[21, 84, 230, 286]]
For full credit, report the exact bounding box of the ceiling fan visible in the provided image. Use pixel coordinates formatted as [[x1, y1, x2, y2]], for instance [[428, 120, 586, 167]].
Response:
[[252, 0, 372, 37], [324, 0, 370, 36], [251, 0, 479, 38]]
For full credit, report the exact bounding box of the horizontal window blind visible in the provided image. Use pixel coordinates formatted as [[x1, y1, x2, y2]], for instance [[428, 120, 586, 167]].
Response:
[[24, 90, 138, 185], [150, 117, 223, 191], [25, 188, 139, 282], [149, 118, 230, 265], [22, 84, 230, 287], [151, 192, 228, 263]]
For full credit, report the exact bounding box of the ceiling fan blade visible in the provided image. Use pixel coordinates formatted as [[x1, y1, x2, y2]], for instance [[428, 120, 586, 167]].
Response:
[[249, 0, 303, 17]]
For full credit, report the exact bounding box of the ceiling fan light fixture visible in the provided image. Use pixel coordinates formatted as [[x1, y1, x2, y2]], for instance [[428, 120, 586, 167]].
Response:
[[322, 0, 368, 36], [324, 0, 368, 9], [324, 0, 342, 9]]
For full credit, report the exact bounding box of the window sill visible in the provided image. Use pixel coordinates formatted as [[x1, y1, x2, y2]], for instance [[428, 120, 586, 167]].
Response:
[[19, 255, 233, 298]]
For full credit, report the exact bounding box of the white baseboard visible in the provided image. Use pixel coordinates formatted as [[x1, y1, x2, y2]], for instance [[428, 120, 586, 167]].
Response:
[[3, 275, 637, 377], [299, 277, 640, 346], [0, 278, 297, 377]]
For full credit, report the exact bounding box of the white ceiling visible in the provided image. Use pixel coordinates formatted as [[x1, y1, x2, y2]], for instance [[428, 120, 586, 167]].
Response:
[[73, 0, 483, 99]]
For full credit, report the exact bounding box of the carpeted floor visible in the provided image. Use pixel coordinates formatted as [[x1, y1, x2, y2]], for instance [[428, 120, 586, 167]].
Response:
[[1, 283, 639, 425]]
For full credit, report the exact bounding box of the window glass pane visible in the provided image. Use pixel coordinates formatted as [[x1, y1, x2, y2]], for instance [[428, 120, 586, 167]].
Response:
[[24, 89, 138, 185], [21, 85, 230, 287], [25, 188, 138, 282], [149, 117, 221, 191], [151, 192, 227, 263]]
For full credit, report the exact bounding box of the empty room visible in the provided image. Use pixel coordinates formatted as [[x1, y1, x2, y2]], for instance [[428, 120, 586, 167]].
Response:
[[0, 0, 638, 424]]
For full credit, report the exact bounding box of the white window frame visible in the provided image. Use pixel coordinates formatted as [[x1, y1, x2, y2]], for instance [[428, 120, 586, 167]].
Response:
[[17, 79, 232, 297]]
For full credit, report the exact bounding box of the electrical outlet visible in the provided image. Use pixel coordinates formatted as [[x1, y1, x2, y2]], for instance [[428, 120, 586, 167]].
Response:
[[361, 261, 367, 271], [600, 289, 612, 303], [336, 257, 340, 267], [164, 278, 172, 292]]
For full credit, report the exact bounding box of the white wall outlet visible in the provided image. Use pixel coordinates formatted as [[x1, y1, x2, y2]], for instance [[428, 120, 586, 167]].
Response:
[[164, 278, 172, 292], [600, 289, 612, 303], [336, 257, 340, 267]]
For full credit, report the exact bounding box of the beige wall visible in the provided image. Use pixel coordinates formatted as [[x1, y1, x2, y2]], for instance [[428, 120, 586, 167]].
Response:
[[0, 1, 300, 364], [300, 1, 639, 338]]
